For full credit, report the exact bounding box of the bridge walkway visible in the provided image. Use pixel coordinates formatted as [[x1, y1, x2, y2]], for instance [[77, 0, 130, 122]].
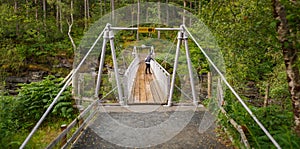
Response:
[[128, 61, 165, 104]]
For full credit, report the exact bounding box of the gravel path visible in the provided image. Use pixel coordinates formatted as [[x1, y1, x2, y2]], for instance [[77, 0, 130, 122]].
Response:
[[72, 105, 231, 149]]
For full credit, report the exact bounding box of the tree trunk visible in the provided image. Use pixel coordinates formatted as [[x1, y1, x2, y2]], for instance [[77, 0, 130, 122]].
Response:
[[87, 0, 90, 20], [157, 0, 161, 39], [189, 1, 192, 26], [26, 0, 29, 18], [84, 0, 87, 29], [273, 0, 300, 135], [137, 0, 140, 41], [166, 0, 169, 25], [99, 0, 102, 16], [183, 0, 186, 25], [110, 0, 115, 24], [56, 0, 59, 28], [59, 0, 62, 33], [43, 0, 46, 20], [35, 0, 38, 22], [34, 0, 40, 34], [104, 0, 106, 15], [67, 0, 76, 51], [264, 83, 270, 107], [43, 0, 46, 28], [14, 0, 19, 37]]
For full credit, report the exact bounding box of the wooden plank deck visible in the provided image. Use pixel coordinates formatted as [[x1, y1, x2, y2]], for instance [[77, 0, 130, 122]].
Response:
[[129, 61, 165, 104]]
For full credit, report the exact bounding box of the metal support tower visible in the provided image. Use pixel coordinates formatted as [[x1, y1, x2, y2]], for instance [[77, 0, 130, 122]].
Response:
[[166, 30, 182, 106], [95, 24, 125, 106], [166, 25, 198, 106], [183, 30, 198, 106]]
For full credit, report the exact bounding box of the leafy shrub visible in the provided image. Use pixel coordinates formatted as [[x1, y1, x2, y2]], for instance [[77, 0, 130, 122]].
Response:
[[0, 95, 20, 148], [218, 89, 300, 148], [0, 75, 77, 148], [15, 75, 77, 129]]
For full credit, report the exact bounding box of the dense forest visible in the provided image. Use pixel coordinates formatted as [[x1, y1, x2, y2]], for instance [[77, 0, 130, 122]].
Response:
[[0, 0, 300, 148]]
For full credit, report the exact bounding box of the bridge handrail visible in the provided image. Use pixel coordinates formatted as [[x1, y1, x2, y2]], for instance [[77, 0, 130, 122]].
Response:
[[152, 60, 170, 77], [46, 86, 117, 148], [46, 100, 98, 149], [183, 25, 281, 149], [124, 56, 140, 99], [151, 60, 170, 99]]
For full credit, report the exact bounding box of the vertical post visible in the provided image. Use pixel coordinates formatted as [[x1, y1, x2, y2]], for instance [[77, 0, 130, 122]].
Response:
[[207, 71, 212, 99], [166, 31, 182, 106], [60, 124, 67, 147], [183, 31, 198, 106], [109, 30, 125, 106], [217, 78, 224, 107], [95, 30, 109, 98], [264, 83, 270, 107]]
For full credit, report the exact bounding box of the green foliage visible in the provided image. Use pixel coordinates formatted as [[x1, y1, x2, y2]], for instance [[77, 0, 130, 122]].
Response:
[[0, 75, 77, 148], [219, 89, 300, 148], [16, 75, 76, 128], [0, 95, 20, 148]]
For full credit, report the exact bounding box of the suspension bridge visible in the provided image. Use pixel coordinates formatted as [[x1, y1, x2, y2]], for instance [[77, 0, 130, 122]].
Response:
[[19, 24, 281, 149]]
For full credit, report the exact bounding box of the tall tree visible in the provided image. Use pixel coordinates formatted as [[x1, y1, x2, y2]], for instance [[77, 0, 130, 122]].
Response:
[[14, 0, 19, 37], [67, 0, 76, 51], [59, 0, 62, 33], [183, 0, 186, 25], [137, 0, 140, 40], [35, 0, 38, 22], [25, 0, 29, 18], [111, 0, 115, 24], [166, 0, 169, 25], [43, 0, 46, 28], [157, 0, 161, 39], [99, 0, 103, 16], [84, 0, 90, 30], [272, 0, 300, 135]]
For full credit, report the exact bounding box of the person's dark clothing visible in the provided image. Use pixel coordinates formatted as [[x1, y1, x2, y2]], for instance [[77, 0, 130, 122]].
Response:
[[145, 55, 153, 74]]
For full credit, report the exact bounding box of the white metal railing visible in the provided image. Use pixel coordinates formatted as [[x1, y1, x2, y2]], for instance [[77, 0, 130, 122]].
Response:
[[151, 60, 170, 99], [124, 57, 140, 99], [183, 25, 281, 149]]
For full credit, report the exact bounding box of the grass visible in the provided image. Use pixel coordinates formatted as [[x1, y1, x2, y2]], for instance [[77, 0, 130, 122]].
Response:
[[10, 118, 74, 149]]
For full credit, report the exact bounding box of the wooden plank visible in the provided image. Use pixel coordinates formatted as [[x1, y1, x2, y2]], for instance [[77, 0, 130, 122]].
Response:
[[130, 62, 165, 104], [139, 63, 147, 103], [146, 73, 154, 103], [133, 70, 139, 103]]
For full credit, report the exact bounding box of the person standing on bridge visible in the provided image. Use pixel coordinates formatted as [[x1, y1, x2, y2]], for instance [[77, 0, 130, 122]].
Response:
[[145, 54, 153, 74]]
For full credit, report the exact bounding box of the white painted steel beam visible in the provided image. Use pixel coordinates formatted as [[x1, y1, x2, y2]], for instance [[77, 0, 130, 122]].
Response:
[[183, 31, 198, 106], [110, 27, 182, 31], [166, 30, 183, 107], [95, 30, 109, 97]]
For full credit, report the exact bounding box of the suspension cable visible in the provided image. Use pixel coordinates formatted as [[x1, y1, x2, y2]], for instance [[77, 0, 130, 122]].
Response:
[[183, 25, 281, 149], [19, 24, 109, 149], [163, 34, 178, 63]]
